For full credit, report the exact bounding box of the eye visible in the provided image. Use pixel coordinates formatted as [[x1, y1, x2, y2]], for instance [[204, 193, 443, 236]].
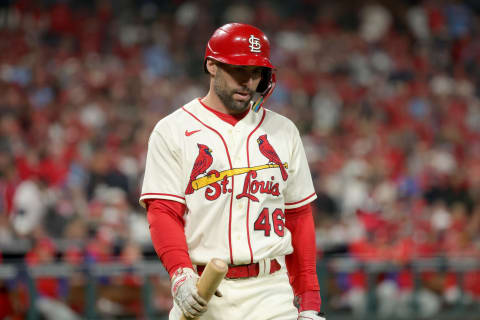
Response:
[[250, 68, 263, 78], [226, 65, 263, 79]]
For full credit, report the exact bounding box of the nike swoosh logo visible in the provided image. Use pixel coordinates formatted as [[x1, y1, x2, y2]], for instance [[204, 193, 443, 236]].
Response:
[[185, 129, 201, 136]]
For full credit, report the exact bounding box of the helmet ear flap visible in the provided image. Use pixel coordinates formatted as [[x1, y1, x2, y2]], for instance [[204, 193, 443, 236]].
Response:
[[256, 68, 272, 93], [251, 71, 276, 112]]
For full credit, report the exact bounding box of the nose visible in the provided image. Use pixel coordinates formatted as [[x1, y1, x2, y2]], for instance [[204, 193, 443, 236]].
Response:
[[243, 76, 255, 88], [239, 70, 256, 87]]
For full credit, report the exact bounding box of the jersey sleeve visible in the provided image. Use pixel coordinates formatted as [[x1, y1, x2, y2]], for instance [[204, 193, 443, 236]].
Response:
[[139, 127, 185, 207], [284, 126, 317, 209]]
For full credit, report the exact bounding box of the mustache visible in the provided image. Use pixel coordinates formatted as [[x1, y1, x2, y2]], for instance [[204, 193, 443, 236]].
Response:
[[233, 88, 254, 95]]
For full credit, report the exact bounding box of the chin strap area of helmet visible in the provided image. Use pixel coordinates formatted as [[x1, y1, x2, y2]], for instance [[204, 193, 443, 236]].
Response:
[[251, 73, 276, 112]]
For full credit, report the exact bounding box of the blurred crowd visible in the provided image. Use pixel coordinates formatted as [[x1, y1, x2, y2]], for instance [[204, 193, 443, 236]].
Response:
[[1, 0, 480, 318]]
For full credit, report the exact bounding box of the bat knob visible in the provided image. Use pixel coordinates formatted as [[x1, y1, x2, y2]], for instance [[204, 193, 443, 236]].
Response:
[[211, 258, 228, 272]]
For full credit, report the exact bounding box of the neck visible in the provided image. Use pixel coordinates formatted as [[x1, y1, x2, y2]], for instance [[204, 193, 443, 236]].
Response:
[[201, 90, 228, 114]]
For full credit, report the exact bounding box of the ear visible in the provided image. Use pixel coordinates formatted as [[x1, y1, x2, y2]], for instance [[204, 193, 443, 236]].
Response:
[[205, 59, 218, 76]]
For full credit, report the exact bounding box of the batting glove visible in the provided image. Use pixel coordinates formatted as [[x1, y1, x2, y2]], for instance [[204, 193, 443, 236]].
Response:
[[298, 311, 326, 320], [171, 268, 207, 318]]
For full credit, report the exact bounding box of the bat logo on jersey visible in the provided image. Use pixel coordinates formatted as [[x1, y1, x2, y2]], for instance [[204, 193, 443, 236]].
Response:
[[257, 134, 288, 181], [185, 143, 213, 194], [186, 137, 288, 201]]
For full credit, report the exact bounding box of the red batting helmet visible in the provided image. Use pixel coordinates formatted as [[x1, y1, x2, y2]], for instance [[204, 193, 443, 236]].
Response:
[[205, 23, 275, 69], [204, 23, 276, 111]]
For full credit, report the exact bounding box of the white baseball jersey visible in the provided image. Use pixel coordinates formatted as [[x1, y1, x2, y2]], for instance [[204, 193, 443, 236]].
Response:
[[140, 98, 317, 266]]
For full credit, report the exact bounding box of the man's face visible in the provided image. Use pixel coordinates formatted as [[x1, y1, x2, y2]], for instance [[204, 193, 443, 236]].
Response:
[[213, 63, 263, 114]]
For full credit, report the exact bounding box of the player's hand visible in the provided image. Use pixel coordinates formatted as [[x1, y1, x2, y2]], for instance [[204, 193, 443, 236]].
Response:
[[171, 268, 208, 318], [298, 310, 326, 320]]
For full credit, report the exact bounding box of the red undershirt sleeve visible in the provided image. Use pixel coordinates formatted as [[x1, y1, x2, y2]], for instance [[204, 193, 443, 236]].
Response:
[[145, 199, 193, 278], [285, 203, 321, 312]]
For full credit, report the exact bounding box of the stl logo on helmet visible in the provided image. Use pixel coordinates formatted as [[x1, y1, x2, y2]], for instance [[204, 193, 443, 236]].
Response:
[[248, 35, 261, 53], [186, 135, 288, 202]]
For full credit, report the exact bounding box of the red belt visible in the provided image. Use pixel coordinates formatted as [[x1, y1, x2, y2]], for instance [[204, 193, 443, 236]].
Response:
[[196, 259, 281, 279]]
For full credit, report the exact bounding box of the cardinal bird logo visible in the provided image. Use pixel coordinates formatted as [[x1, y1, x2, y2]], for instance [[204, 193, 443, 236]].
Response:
[[185, 144, 213, 194], [257, 134, 288, 181]]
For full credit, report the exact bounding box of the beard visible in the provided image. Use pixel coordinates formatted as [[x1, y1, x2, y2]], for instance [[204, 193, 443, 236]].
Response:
[[213, 71, 254, 114]]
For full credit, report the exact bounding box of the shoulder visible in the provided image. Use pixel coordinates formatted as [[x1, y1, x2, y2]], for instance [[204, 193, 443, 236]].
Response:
[[262, 108, 299, 135], [152, 99, 200, 135]]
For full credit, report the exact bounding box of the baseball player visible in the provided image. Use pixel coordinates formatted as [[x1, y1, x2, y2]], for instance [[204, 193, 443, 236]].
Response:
[[140, 23, 325, 320]]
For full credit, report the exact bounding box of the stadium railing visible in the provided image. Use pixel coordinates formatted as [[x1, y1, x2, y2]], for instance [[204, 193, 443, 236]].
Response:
[[1, 257, 479, 320]]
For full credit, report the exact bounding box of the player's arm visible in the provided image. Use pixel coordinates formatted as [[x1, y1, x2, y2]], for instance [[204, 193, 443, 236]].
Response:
[[285, 203, 325, 319], [146, 199, 213, 318], [146, 199, 192, 275], [141, 125, 215, 317]]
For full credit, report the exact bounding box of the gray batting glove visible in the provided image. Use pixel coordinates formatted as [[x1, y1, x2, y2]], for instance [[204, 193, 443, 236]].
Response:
[[298, 310, 326, 320], [171, 268, 207, 318]]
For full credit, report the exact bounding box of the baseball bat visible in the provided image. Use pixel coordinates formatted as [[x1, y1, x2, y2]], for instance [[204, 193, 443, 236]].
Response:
[[180, 258, 228, 320]]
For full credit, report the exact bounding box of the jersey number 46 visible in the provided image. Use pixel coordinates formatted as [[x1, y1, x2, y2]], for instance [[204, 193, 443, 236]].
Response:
[[254, 208, 285, 237]]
